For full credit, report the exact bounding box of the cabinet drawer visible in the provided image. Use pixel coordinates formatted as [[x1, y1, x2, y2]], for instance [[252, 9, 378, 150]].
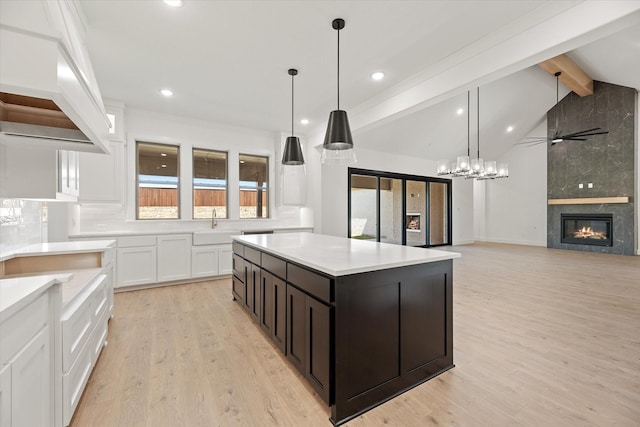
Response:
[[63, 341, 93, 426], [117, 235, 156, 248], [91, 276, 109, 324], [287, 264, 332, 303], [232, 276, 245, 304], [0, 292, 48, 365], [232, 254, 244, 279], [232, 242, 244, 257], [244, 246, 261, 265], [61, 298, 93, 373], [262, 253, 286, 280], [91, 319, 108, 365]]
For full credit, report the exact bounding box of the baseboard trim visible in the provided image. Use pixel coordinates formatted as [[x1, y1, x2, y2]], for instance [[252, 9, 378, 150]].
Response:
[[474, 238, 547, 247]]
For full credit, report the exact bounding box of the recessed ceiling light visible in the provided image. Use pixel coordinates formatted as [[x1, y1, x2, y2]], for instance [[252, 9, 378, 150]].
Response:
[[164, 0, 183, 7], [240, 160, 245, 164], [161, 164, 167, 168], [160, 153, 167, 157], [160, 88, 173, 97], [456, 108, 464, 116], [371, 72, 384, 81], [300, 119, 309, 125], [506, 126, 514, 133]]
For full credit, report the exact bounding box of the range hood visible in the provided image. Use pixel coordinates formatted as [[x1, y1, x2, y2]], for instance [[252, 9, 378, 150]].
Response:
[[0, 92, 91, 144], [0, 0, 110, 154]]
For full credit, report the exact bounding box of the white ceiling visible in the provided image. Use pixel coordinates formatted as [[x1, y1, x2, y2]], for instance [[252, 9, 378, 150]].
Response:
[[79, 1, 640, 161]]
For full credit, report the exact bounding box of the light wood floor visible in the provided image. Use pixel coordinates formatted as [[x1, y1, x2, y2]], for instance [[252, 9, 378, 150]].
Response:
[[70, 243, 640, 427]]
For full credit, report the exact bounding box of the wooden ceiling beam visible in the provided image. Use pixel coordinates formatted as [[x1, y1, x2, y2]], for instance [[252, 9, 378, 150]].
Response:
[[538, 54, 593, 97]]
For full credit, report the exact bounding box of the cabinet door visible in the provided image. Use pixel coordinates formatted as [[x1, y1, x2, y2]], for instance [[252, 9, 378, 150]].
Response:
[[246, 263, 261, 323], [79, 141, 124, 203], [11, 327, 52, 427], [286, 285, 306, 375], [191, 246, 219, 278], [232, 275, 245, 305], [260, 270, 273, 335], [58, 150, 79, 197], [218, 245, 233, 275], [0, 365, 10, 427], [116, 246, 157, 287], [157, 234, 192, 282], [306, 297, 331, 404], [272, 276, 287, 354]]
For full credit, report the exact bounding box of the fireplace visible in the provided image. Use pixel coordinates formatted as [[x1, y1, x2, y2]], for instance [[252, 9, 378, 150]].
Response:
[[561, 214, 613, 247]]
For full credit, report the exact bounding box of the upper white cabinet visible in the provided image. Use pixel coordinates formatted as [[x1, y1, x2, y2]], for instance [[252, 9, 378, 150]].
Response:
[[0, 0, 109, 153], [0, 144, 79, 201], [79, 141, 124, 204]]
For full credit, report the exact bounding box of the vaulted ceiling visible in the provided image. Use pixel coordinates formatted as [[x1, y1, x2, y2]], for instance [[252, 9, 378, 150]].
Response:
[[80, 1, 640, 161]]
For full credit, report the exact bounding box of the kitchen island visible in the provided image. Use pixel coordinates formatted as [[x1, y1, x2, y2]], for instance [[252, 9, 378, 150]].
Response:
[[231, 232, 460, 425]]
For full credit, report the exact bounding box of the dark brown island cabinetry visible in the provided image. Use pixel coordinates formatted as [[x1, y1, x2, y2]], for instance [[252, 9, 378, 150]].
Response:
[[232, 236, 455, 426]]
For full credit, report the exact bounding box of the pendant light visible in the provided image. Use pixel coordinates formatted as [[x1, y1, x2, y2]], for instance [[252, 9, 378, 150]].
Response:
[[321, 18, 356, 165], [282, 68, 305, 165]]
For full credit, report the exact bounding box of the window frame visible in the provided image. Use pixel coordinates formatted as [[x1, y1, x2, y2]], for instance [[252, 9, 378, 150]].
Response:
[[135, 140, 181, 220], [192, 147, 229, 220], [238, 153, 270, 219]]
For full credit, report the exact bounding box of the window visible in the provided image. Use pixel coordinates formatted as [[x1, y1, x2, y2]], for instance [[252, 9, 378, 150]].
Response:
[[239, 154, 268, 218], [193, 149, 228, 219], [136, 141, 179, 219], [348, 168, 452, 247]]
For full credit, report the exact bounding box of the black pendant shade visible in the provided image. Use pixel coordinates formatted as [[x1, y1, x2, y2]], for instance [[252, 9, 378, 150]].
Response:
[[282, 68, 305, 165], [323, 18, 354, 154], [282, 136, 304, 165], [323, 110, 353, 150]]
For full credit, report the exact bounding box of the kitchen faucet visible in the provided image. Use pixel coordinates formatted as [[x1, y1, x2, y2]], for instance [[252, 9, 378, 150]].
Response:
[[211, 208, 217, 228]]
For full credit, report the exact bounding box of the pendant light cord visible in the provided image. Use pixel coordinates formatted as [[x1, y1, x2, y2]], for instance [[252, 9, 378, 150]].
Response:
[[291, 72, 294, 136], [477, 87, 480, 159], [337, 27, 340, 110], [467, 91, 470, 157], [555, 72, 560, 131]]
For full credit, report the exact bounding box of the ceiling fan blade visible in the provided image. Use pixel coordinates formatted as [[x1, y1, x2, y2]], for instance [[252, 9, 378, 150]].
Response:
[[559, 127, 606, 138], [563, 137, 587, 141]]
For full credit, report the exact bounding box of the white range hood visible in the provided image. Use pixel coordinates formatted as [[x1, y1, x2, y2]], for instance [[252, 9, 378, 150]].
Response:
[[0, 0, 110, 154]]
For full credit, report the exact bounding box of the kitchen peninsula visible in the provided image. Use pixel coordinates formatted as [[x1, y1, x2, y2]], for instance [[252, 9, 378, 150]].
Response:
[[231, 232, 460, 425]]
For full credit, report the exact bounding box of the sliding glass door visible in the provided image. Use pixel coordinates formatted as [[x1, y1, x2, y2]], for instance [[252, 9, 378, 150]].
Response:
[[348, 168, 452, 247]]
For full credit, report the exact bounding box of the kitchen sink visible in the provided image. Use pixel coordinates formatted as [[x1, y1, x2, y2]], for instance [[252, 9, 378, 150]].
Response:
[[192, 230, 240, 246]]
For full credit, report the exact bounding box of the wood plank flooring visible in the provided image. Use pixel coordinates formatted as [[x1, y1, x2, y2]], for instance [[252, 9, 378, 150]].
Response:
[[70, 243, 640, 426]]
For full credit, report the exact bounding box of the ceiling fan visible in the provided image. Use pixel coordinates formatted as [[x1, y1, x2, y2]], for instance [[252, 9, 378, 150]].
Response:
[[519, 71, 609, 147]]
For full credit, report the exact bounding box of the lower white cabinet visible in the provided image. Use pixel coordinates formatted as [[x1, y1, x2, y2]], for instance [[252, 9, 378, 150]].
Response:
[[219, 245, 233, 275], [116, 246, 157, 287], [192, 246, 219, 278], [157, 234, 192, 282], [0, 290, 54, 427], [0, 364, 10, 426]]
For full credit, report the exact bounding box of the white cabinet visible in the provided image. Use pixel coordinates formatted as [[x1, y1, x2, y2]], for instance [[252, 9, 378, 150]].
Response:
[[11, 327, 51, 427], [79, 141, 124, 204], [58, 150, 79, 198], [157, 234, 192, 282], [0, 365, 10, 426], [0, 290, 54, 427], [0, 144, 79, 200], [192, 244, 232, 278], [117, 246, 157, 288], [219, 245, 233, 275]]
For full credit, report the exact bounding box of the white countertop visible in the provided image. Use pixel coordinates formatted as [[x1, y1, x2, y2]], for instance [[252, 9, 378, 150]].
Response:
[[1, 240, 116, 261], [234, 232, 461, 276], [0, 274, 68, 321]]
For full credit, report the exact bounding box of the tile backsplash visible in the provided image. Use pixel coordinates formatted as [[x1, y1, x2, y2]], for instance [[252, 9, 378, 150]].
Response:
[[0, 199, 44, 254]]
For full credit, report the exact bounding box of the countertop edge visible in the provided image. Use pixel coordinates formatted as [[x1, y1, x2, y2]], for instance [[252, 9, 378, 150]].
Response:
[[0, 274, 64, 322], [233, 235, 461, 277]]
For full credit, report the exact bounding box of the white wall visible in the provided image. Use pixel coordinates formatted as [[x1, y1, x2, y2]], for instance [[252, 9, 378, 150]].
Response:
[[474, 120, 547, 246], [0, 199, 44, 254], [315, 146, 474, 245], [72, 108, 310, 234]]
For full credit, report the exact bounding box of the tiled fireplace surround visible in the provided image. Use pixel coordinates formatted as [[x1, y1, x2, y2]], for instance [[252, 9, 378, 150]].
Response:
[[547, 81, 636, 255]]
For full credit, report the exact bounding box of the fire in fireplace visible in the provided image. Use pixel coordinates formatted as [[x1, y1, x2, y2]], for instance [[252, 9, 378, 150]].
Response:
[[561, 214, 613, 246]]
